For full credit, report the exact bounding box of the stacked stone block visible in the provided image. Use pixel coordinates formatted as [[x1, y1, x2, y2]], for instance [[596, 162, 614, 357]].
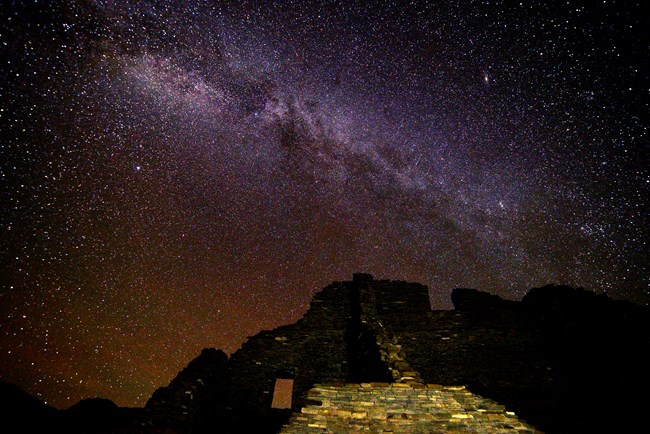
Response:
[[356, 279, 423, 385], [280, 383, 540, 433], [226, 283, 355, 431]]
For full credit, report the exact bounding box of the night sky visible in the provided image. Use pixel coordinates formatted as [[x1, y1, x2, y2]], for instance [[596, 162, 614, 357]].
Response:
[[1, 0, 647, 409]]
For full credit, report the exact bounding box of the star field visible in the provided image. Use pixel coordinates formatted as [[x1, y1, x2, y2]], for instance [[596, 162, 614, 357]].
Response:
[[1, 0, 647, 408]]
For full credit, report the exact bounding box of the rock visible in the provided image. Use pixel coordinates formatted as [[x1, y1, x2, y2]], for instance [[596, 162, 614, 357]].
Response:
[[0, 380, 58, 433]]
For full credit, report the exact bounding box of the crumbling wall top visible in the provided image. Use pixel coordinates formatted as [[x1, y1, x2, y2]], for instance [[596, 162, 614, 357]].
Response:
[[353, 273, 374, 283]]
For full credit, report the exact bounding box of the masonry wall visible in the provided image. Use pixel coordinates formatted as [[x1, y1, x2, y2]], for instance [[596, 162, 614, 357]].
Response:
[[224, 283, 350, 432], [142, 274, 650, 434], [144, 348, 229, 433], [280, 383, 540, 433], [225, 278, 392, 432], [364, 283, 566, 432], [364, 283, 650, 433]]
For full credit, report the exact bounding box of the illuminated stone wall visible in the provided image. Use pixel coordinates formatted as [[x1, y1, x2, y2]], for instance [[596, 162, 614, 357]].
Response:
[[281, 383, 540, 433], [142, 274, 649, 434]]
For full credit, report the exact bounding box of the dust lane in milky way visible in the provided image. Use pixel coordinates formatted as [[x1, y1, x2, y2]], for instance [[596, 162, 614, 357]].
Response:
[[0, 0, 646, 408]]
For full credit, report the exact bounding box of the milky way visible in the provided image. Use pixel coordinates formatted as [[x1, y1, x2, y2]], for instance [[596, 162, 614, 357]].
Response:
[[1, 0, 647, 408]]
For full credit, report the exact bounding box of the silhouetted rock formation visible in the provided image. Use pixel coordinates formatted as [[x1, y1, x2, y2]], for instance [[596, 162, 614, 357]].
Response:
[[0, 379, 57, 433], [0, 380, 139, 434], [2, 276, 649, 433], [62, 397, 136, 434]]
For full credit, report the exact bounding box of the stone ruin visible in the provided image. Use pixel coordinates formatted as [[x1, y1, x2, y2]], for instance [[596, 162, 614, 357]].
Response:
[[139, 273, 650, 433]]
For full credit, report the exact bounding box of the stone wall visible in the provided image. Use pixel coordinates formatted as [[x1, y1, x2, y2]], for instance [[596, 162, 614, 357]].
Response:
[[224, 279, 391, 432], [368, 283, 650, 433], [280, 383, 540, 433], [225, 282, 354, 432], [138, 274, 649, 434], [144, 348, 229, 433]]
